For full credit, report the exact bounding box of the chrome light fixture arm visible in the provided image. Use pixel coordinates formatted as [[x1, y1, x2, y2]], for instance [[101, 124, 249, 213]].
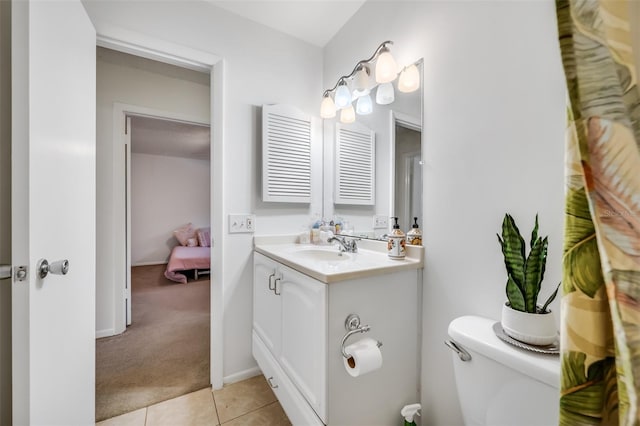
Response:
[[322, 40, 393, 98]]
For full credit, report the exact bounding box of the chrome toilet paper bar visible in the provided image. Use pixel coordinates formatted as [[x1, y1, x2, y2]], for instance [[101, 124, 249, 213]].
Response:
[[341, 314, 383, 358]]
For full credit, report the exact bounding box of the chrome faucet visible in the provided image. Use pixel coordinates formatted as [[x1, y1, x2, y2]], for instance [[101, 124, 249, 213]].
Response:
[[327, 235, 358, 253]]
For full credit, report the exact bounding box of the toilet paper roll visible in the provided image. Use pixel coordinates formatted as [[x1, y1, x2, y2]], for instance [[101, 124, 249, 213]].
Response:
[[343, 337, 383, 377]]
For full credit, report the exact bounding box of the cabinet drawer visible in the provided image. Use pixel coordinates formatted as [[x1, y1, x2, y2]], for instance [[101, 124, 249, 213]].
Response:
[[253, 331, 324, 426]]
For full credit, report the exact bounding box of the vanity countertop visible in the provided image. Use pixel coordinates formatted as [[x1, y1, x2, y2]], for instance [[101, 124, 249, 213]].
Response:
[[254, 235, 424, 284]]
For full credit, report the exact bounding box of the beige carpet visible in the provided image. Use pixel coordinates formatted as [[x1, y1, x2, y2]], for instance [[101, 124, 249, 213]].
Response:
[[96, 264, 210, 422]]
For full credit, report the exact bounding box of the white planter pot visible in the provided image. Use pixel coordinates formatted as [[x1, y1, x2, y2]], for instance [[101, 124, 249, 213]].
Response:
[[501, 303, 557, 346]]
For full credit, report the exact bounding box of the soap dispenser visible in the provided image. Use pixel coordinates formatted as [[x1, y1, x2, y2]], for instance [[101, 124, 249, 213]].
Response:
[[387, 217, 406, 260], [407, 217, 422, 246]]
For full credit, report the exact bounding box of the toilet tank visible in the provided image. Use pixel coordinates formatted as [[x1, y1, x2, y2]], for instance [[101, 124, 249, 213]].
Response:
[[448, 316, 559, 426]]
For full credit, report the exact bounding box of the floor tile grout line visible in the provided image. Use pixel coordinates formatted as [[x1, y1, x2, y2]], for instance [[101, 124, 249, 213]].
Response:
[[218, 399, 279, 425], [210, 388, 221, 425]]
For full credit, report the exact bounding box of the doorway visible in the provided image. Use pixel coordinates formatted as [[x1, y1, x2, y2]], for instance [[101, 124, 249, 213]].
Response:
[[95, 47, 213, 421], [393, 121, 423, 232]]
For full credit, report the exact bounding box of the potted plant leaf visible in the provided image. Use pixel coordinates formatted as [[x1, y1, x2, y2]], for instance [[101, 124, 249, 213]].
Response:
[[497, 213, 560, 345]]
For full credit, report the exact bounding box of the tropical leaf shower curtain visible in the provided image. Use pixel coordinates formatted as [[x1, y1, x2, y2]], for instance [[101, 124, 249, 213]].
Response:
[[556, 0, 640, 424]]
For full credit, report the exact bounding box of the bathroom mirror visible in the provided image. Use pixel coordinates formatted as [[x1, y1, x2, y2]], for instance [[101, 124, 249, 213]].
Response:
[[323, 60, 423, 236]]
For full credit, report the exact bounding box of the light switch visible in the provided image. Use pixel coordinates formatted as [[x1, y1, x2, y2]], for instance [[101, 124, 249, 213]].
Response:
[[229, 214, 256, 234], [373, 215, 389, 229]]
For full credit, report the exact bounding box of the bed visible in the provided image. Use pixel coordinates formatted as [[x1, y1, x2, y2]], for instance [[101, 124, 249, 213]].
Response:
[[164, 246, 211, 284], [164, 224, 211, 284]]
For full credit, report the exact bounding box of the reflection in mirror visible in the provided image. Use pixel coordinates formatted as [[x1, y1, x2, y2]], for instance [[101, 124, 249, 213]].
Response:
[[394, 121, 422, 231], [324, 60, 423, 237]]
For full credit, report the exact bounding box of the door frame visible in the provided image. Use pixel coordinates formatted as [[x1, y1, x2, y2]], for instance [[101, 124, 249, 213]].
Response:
[[389, 110, 421, 223], [97, 31, 225, 390], [115, 105, 211, 329]]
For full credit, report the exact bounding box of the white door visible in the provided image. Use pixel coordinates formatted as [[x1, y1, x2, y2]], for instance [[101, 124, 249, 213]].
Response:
[[12, 1, 96, 424], [278, 267, 327, 422], [253, 252, 282, 356]]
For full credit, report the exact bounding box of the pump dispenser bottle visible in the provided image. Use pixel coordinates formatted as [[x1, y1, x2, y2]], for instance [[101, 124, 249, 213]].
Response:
[[406, 217, 422, 246], [387, 217, 406, 260], [400, 404, 421, 426]]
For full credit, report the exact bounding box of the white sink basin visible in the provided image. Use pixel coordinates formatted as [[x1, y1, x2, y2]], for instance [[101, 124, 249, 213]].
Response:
[[293, 249, 350, 262]]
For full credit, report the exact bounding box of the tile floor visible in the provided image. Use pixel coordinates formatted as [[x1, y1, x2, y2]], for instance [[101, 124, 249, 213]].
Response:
[[96, 375, 292, 426]]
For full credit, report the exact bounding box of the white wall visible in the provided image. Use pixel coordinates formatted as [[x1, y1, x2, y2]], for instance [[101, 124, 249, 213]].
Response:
[[324, 2, 566, 425], [84, 1, 323, 379], [96, 47, 210, 335], [0, 1, 11, 424], [131, 153, 210, 265]]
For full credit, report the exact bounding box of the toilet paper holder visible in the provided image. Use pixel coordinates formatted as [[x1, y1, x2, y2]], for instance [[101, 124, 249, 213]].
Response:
[[341, 314, 383, 358]]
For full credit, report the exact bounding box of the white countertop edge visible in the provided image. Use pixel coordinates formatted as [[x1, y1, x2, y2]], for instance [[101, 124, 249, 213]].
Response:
[[253, 234, 424, 284]]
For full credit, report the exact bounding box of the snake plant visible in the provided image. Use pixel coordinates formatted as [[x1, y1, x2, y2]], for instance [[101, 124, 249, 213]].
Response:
[[497, 214, 560, 313]]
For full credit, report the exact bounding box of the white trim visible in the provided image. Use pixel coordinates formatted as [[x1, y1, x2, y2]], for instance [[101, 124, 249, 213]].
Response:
[[211, 59, 225, 390], [389, 110, 423, 220], [96, 29, 225, 391], [223, 366, 261, 385], [112, 103, 211, 337], [393, 111, 421, 132], [96, 24, 219, 73], [96, 329, 115, 339]]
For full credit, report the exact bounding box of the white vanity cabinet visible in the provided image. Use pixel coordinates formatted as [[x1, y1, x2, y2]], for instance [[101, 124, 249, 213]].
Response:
[[253, 252, 327, 424], [253, 242, 421, 426]]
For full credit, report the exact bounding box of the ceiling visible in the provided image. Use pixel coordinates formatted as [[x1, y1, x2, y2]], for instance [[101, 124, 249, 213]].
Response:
[[206, 0, 366, 47], [129, 1, 368, 158], [130, 116, 210, 160]]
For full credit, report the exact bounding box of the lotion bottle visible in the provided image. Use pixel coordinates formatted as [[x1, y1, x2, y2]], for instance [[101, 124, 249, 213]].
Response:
[[387, 217, 406, 260], [406, 217, 422, 246]]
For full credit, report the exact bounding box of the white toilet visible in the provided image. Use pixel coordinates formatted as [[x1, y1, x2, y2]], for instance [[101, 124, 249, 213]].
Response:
[[447, 315, 560, 426]]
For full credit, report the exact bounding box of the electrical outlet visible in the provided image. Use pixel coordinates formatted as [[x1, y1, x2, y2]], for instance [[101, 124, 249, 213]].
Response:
[[373, 215, 389, 229], [229, 214, 256, 234]]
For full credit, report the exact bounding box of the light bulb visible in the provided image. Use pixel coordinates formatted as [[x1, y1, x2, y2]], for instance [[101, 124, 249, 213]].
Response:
[[356, 94, 373, 115], [375, 47, 398, 83], [340, 105, 356, 123], [376, 82, 395, 105], [398, 64, 420, 93], [320, 95, 336, 119], [334, 82, 352, 109], [354, 66, 370, 92]]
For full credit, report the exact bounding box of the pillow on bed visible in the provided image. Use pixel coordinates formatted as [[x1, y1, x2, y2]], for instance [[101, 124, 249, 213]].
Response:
[[197, 227, 211, 247], [186, 237, 198, 247], [174, 223, 196, 246]]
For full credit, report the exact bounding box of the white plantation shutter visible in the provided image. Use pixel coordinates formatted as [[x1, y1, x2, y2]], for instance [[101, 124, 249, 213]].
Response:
[[262, 104, 313, 203], [335, 122, 375, 205]]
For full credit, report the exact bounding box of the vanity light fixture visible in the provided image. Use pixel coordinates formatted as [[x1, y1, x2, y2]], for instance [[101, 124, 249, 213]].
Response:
[[334, 80, 352, 109], [375, 44, 398, 84], [356, 94, 373, 115], [376, 82, 394, 105], [398, 63, 420, 93], [353, 65, 370, 93], [320, 94, 337, 119], [340, 105, 356, 123], [320, 40, 419, 123]]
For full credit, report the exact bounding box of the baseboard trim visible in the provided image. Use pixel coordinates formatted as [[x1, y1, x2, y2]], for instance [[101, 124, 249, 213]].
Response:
[[223, 366, 261, 385], [132, 261, 168, 267], [96, 328, 115, 339]]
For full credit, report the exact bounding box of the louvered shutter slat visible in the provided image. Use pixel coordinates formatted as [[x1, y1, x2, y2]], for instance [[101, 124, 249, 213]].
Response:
[[334, 123, 375, 205], [262, 105, 313, 203]]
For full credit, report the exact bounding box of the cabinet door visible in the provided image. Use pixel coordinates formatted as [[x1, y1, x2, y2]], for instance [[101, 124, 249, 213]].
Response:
[[278, 266, 327, 422], [253, 252, 282, 356]]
